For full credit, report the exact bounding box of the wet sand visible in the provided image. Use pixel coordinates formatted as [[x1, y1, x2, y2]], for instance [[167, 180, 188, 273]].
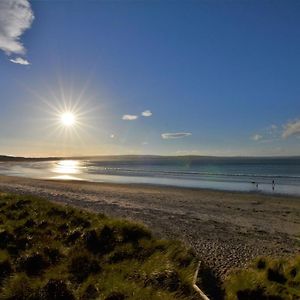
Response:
[[0, 175, 300, 281]]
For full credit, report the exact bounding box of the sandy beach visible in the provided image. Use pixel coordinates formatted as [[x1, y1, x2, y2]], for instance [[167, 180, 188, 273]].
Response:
[[1, 175, 299, 286]]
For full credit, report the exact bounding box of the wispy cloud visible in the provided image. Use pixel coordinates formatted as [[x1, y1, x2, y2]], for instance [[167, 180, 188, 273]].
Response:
[[9, 57, 30, 65], [282, 119, 300, 138], [251, 134, 263, 141], [122, 114, 138, 121], [0, 0, 34, 63], [141, 110, 152, 117], [161, 132, 192, 139], [266, 124, 279, 136], [250, 123, 279, 142]]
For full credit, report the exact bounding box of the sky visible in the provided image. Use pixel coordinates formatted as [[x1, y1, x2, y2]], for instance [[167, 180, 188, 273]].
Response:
[[0, 0, 300, 157]]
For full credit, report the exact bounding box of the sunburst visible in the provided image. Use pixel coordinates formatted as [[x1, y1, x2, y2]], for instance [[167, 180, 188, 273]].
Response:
[[23, 75, 111, 156], [60, 112, 76, 127]]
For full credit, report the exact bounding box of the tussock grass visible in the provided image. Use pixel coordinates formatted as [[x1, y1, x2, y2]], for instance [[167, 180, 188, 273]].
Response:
[[0, 192, 198, 299], [224, 255, 300, 300]]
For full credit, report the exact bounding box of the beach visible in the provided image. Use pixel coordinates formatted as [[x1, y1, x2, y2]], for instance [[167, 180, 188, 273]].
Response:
[[0, 175, 299, 284]]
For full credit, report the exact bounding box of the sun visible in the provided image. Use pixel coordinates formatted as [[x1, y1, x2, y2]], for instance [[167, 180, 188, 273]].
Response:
[[61, 112, 76, 127]]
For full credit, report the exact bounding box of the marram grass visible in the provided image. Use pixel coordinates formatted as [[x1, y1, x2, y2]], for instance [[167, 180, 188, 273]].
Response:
[[0, 192, 198, 300], [224, 255, 300, 300]]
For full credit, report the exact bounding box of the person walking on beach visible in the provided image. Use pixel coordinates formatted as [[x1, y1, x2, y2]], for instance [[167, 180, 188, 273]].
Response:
[[251, 181, 259, 190], [272, 179, 275, 191]]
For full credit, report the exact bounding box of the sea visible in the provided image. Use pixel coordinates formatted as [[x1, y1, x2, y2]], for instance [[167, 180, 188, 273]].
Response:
[[0, 156, 300, 196]]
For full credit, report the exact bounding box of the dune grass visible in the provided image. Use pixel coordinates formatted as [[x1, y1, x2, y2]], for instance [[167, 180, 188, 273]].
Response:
[[224, 255, 300, 300], [0, 192, 199, 300]]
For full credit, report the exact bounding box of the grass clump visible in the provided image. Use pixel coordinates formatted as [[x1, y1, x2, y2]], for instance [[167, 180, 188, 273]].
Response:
[[68, 251, 101, 283], [0, 192, 198, 299], [224, 256, 300, 300], [18, 252, 49, 276]]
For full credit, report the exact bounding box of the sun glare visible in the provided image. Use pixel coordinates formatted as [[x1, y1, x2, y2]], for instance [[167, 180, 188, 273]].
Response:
[[61, 112, 76, 126], [38, 81, 99, 144]]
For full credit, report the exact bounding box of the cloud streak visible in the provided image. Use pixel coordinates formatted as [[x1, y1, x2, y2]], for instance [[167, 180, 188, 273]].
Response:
[[122, 114, 138, 121], [282, 120, 300, 138], [141, 110, 152, 117], [251, 134, 263, 141], [0, 0, 34, 62], [161, 132, 192, 139], [9, 57, 30, 65]]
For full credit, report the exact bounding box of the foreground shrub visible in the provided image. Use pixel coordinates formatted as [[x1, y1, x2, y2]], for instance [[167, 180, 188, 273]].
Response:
[[68, 253, 101, 283], [224, 256, 300, 300], [19, 252, 49, 276], [1, 273, 36, 300], [145, 269, 181, 292], [39, 279, 75, 300], [0, 258, 12, 284], [105, 291, 127, 300], [0, 192, 197, 300]]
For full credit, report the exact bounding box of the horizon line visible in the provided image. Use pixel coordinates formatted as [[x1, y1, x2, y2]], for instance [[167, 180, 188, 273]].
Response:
[[1, 154, 300, 160]]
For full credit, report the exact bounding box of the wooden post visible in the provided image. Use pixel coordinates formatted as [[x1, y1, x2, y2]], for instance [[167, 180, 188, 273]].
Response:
[[193, 261, 210, 300]]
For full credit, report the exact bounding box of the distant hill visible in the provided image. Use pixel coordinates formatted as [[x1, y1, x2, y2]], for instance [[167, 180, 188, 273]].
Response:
[[1, 154, 299, 163], [0, 155, 61, 162]]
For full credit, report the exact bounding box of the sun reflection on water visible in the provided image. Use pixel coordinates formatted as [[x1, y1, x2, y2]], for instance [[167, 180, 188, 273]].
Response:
[[52, 160, 83, 180]]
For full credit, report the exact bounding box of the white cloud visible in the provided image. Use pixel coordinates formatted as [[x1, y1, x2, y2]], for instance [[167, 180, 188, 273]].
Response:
[[110, 134, 115, 139], [141, 110, 152, 117], [0, 0, 34, 61], [282, 120, 300, 138], [251, 134, 263, 141], [122, 114, 138, 121], [9, 57, 30, 65], [266, 124, 279, 137], [250, 124, 279, 143], [161, 132, 192, 139]]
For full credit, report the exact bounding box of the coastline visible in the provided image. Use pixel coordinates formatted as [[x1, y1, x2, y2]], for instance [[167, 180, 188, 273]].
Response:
[[0, 174, 299, 284], [2, 157, 300, 197]]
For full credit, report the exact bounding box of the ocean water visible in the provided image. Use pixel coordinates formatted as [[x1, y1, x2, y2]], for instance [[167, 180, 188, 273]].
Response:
[[0, 157, 300, 196]]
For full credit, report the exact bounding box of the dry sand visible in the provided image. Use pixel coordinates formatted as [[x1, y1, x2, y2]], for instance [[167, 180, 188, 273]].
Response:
[[0, 175, 300, 282]]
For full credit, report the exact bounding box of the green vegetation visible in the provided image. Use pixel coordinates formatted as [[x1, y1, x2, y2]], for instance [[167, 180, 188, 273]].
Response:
[[224, 255, 300, 300], [0, 192, 198, 300]]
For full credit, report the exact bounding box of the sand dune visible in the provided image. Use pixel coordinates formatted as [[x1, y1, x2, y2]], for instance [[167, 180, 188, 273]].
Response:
[[0, 175, 299, 283]]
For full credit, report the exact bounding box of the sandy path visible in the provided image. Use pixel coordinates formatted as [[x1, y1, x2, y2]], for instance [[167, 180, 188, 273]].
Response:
[[0, 175, 300, 282]]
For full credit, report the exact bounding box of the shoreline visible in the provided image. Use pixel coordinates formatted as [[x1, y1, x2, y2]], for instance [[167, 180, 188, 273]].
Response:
[[0, 174, 300, 284], [4, 174, 300, 204], [2, 158, 300, 197], [3, 173, 300, 199], [45, 178, 300, 199]]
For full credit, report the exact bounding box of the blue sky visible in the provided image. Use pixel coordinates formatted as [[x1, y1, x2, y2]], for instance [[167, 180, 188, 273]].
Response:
[[0, 0, 300, 157]]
